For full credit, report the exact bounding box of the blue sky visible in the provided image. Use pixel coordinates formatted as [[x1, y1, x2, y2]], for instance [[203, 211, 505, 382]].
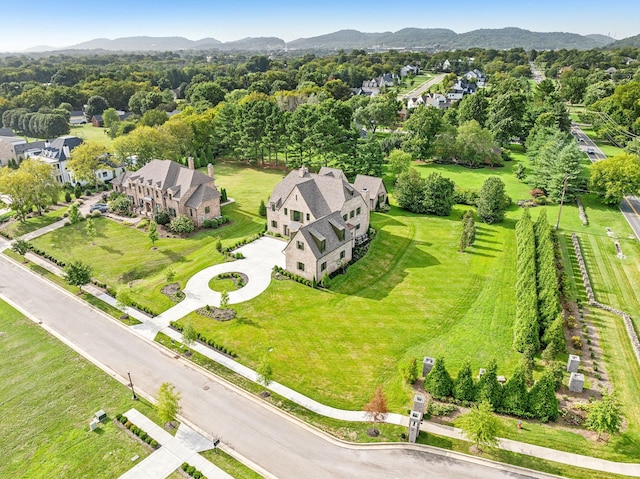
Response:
[[2, 0, 639, 51]]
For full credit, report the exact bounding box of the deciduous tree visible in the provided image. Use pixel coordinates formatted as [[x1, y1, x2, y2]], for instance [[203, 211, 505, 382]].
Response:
[[476, 176, 509, 224], [67, 142, 111, 188], [64, 260, 92, 287], [585, 390, 623, 440], [590, 153, 640, 206], [457, 401, 501, 451], [364, 386, 389, 433], [157, 382, 181, 427]]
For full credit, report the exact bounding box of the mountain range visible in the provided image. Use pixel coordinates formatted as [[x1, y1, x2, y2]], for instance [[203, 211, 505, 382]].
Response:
[[20, 27, 625, 54]]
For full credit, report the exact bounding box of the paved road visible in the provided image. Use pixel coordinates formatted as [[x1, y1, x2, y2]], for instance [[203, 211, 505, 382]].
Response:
[[571, 124, 640, 239], [399, 73, 446, 100], [0, 256, 556, 479]]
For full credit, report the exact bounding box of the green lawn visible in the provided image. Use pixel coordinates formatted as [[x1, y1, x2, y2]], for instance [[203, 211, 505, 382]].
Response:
[[29, 162, 283, 312], [201, 449, 263, 479], [0, 299, 158, 478], [70, 123, 114, 147], [178, 204, 522, 411], [396, 73, 435, 95], [0, 205, 67, 238]]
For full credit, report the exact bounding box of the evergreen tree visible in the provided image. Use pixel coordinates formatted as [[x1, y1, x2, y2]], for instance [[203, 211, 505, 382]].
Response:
[[527, 370, 559, 422], [475, 359, 503, 410], [453, 360, 476, 402], [399, 358, 419, 385], [258, 199, 267, 217], [500, 365, 529, 416], [148, 220, 159, 246], [514, 209, 540, 353], [463, 210, 476, 246], [477, 176, 509, 224], [534, 210, 559, 334], [424, 357, 453, 399], [85, 217, 96, 243], [542, 313, 566, 357]]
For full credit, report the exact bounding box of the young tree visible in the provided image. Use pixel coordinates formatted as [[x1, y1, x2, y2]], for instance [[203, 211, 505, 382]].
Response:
[[585, 390, 623, 440], [364, 386, 389, 434], [399, 358, 419, 385], [453, 360, 475, 402], [475, 359, 503, 410], [64, 260, 92, 287], [148, 220, 159, 246], [256, 355, 273, 387], [68, 202, 81, 224], [424, 357, 453, 399], [477, 177, 509, 224], [18, 159, 60, 216], [165, 269, 176, 283], [219, 291, 230, 309], [258, 200, 267, 217], [156, 382, 182, 428], [85, 217, 96, 243], [527, 369, 559, 422], [11, 239, 30, 262], [457, 401, 501, 451], [182, 321, 198, 351], [500, 365, 529, 416]]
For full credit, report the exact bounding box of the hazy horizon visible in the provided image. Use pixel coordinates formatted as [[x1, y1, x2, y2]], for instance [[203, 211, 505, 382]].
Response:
[[2, 0, 639, 52]]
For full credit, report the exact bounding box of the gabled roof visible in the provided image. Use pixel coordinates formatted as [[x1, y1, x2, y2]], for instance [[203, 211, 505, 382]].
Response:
[[353, 174, 386, 197], [113, 159, 218, 208], [318, 166, 348, 183], [37, 136, 82, 161], [291, 211, 352, 259]]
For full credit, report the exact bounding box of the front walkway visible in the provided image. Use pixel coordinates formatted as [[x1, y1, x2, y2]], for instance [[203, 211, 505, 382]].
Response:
[[119, 408, 232, 479]]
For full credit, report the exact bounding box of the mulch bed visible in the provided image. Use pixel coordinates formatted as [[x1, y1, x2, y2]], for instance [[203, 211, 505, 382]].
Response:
[[196, 306, 236, 321], [161, 282, 185, 303]]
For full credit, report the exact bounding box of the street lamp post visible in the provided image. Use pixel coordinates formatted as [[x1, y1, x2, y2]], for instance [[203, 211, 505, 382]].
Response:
[[127, 370, 138, 400]]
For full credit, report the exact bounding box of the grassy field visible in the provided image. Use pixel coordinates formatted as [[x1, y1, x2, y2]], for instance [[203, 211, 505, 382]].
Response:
[[396, 73, 435, 95], [178, 203, 522, 411], [29, 162, 284, 312], [70, 124, 114, 147], [0, 205, 67, 238], [0, 299, 158, 478]]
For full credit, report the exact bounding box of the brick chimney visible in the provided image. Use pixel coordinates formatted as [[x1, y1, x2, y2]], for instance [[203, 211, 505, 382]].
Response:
[[187, 156, 194, 170], [207, 163, 214, 180], [299, 166, 308, 177]]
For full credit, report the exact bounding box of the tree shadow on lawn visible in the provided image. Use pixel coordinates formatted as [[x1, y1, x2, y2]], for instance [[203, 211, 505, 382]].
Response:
[[335, 228, 439, 301], [99, 245, 123, 256]]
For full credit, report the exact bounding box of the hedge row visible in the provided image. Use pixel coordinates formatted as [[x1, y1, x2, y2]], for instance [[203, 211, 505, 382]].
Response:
[[129, 300, 159, 317], [115, 414, 159, 448], [514, 209, 540, 353], [202, 215, 229, 229], [0, 230, 12, 239], [170, 321, 237, 357], [424, 357, 559, 422], [273, 265, 315, 287], [181, 462, 207, 479], [534, 210, 560, 335], [218, 231, 264, 255], [29, 246, 67, 268]]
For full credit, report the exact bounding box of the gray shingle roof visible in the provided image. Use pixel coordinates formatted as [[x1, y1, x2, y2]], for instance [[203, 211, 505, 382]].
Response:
[[353, 174, 385, 196], [185, 183, 221, 208], [293, 211, 352, 259]]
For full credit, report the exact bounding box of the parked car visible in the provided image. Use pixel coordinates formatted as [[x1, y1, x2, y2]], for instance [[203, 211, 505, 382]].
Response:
[[587, 148, 595, 154], [89, 203, 108, 213]]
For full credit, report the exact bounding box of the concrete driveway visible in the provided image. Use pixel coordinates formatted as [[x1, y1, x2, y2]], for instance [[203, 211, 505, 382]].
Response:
[[149, 236, 286, 326]]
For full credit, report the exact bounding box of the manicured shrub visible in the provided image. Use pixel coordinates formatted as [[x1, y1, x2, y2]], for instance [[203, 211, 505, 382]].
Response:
[[169, 215, 195, 234], [453, 360, 475, 402], [64, 191, 72, 203], [500, 365, 529, 417], [527, 369, 559, 422], [571, 335, 583, 349], [475, 359, 503, 410], [424, 357, 453, 399], [154, 209, 171, 226]]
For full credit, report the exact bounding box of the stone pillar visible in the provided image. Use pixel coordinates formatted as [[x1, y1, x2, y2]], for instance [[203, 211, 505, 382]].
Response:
[[478, 368, 486, 380], [568, 372, 585, 393], [422, 357, 435, 377], [567, 355, 580, 373], [413, 394, 426, 414], [187, 156, 195, 170], [408, 410, 422, 443]]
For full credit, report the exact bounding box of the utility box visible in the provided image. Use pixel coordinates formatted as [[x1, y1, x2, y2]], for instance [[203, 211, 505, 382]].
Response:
[[94, 410, 107, 422], [422, 357, 435, 377], [89, 418, 99, 431], [568, 372, 585, 393], [567, 355, 580, 373]]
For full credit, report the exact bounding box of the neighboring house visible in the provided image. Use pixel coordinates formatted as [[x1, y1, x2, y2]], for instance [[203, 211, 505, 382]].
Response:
[[446, 79, 477, 101], [111, 158, 221, 226], [0, 135, 45, 166], [24, 135, 123, 185], [400, 65, 419, 77], [353, 174, 388, 211], [69, 111, 86, 125], [407, 93, 450, 111], [464, 69, 487, 87], [92, 110, 133, 127], [360, 73, 400, 96], [267, 166, 379, 281]]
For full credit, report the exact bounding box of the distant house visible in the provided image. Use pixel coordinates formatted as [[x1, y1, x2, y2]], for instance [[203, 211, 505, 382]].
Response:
[[267, 166, 382, 281], [0, 134, 45, 166], [464, 69, 487, 87], [111, 158, 221, 226], [360, 73, 400, 96], [92, 110, 133, 127], [69, 111, 86, 125], [446, 79, 477, 101], [407, 93, 450, 111], [26, 136, 119, 185], [400, 65, 419, 77], [605, 67, 617, 76]]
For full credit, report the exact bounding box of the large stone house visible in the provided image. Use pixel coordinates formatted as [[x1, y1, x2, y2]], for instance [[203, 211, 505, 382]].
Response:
[[267, 166, 384, 281], [111, 158, 221, 226], [0, 131, 45, 166]]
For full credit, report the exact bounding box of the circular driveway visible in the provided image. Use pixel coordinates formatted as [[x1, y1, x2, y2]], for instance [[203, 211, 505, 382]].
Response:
[[155, 236, 287, 323]]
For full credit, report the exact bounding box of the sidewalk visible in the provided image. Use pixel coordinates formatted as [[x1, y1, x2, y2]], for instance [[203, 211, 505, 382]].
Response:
[[9, 242, 640, 476], [119, 408, 232, 479]]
